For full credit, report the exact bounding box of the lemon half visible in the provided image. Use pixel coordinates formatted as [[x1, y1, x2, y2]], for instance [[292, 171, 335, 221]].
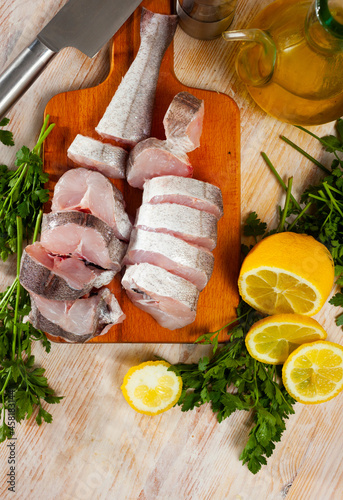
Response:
[[245, 314, 327, 364], [282, 341, 343, 404], [121, 361, 182, 416], [239, 232, 334, 316]]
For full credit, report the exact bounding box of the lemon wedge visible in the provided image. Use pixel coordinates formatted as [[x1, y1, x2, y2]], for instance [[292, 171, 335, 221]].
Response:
[[121, 360, 182, 415], [238, 232, 334, 316], [245, 314, 327, 364], [282, 341, 343, 404]]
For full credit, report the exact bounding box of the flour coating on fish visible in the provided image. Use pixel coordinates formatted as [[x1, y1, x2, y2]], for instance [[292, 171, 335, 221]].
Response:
[[95, 9, 178, 146]]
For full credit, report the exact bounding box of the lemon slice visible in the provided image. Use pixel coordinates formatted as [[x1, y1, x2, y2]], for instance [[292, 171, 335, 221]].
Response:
[[245, 314, 327, 364], [121, 360, 182, 415], [238, 232, 334, 316], [282, 341, 343, 404]]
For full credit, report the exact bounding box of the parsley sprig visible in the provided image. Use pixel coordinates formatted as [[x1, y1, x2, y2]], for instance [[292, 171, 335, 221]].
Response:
[[0, 214, 62, 441], [0, 115, 54, 261], [168, 118, 343, 474]]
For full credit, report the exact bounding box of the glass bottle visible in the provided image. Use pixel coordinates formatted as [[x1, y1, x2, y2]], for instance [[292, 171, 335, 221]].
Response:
[[222, 0, 343, 125]]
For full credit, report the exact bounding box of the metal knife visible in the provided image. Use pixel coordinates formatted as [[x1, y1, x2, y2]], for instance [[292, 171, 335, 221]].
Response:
[[0, 0, 142, 118]]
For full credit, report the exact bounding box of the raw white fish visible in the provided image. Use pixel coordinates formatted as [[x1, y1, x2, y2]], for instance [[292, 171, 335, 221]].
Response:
[[96, 9, 178, 146], [126, 138, 193, 189], [67, 134, 127, 179], [122, 263, 199, 330], [163, 92, 204, 152], [20, 242, 114, 300], [51, 168, 132, 241], [41, 211, 127, 272], [135, 203, 218, 251], [142, 175, 223, 219], [123, 228, 214, 290], [29, 288, 125, 343]]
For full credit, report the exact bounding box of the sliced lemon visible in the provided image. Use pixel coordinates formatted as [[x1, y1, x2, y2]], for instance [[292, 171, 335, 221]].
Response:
[[282, 341, 343, 404], [238, 232, 334, 316], [245, 314, 327, 364], [121, 360, 182, 415]]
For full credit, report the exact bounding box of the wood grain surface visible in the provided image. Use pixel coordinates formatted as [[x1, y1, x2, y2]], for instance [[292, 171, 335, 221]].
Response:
[[43, 0, 241, 343], [0, 0, 342, 499]]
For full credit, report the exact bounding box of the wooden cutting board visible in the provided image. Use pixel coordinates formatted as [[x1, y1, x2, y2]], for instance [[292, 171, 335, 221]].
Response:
[[43, 0, 240, 343]]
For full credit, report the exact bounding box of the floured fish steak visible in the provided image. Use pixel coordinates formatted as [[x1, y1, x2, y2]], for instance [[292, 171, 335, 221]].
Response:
[[29, 288, 125, 343], [127, 138, 192, 189], [51, 168, 132, 241], [123, 228, 214, 291], [41, 211, 127, 272], [135, 203, 218, 251], [20, 242, 114, 301], [122, 263, 199, 330], [67, 134, 127, 179], [163, 92, 204, 152], [142, 175, 223, 219], [96, 9, 178, 146]]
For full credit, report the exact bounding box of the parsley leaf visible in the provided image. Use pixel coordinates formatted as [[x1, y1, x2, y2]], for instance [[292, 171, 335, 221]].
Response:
[[0, 117, 14, 146]]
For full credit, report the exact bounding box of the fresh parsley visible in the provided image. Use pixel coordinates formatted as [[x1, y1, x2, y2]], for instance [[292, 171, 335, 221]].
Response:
[[0, 116, 54, 261], [0, 215, 62, 441], [0, 117, 14, 147], [167, 118, 343, 474]]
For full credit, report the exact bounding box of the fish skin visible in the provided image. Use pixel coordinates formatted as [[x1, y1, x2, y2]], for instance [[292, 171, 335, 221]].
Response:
[[67, 134, 127, 179], [95, 9, 178, 146], [135, 203, 218, 250], [41, 211, 127, 272], [127, 138, 192, 189], [29, 288, 125, 343], [51, 168, 132, 241], [122, 263, 199, 330], [142, 175, 224, 219], [123, 228, 214, 290], [20, 242, 115, 301], [163, 92, 204, 152]]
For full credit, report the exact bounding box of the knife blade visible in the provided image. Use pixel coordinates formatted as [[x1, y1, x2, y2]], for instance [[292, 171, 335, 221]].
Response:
[[0, 0, 142, 119]]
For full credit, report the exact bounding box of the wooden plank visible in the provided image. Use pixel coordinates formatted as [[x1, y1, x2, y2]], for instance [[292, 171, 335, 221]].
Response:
[[43, 0, 241, 343]]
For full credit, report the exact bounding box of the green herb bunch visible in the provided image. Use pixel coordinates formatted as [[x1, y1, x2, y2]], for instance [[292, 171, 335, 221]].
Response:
[[0, 116, 54, 261], [0, 118, 62, 441], [168, 119, 343, 474]]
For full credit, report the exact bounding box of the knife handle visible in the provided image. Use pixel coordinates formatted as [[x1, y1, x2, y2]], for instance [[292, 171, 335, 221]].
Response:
[[0, 38, 55, 119]]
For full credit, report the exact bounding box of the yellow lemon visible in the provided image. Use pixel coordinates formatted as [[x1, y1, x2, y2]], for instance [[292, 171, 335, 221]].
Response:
[[282, 341, 343, 404], [245, 314, 327, 364], [238, 232, 334, 316], [121, 360, 182, 415]]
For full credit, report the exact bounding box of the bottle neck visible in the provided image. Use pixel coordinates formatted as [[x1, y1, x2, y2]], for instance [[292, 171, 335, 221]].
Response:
[[306, 0, 343, 53]]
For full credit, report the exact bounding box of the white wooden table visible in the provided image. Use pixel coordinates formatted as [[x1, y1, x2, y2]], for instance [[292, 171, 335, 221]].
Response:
[[0, 1, 342, 498]]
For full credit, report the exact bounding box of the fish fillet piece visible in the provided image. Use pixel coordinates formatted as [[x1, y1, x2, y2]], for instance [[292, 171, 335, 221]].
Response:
[[41, 212, 127, 272], [29, 288, 125, 343], [95, 9, 178, 146], [67, 134, 127, 179], [142, 175, 224, 219], [123, 228, 214, 291], [20, 242, 114, 301], [163, 92, 204, 152], [122, 263, 199, 330], [51, 168, 132, 241], [127, 138, 192, 189], [135, 203, 218, 251]]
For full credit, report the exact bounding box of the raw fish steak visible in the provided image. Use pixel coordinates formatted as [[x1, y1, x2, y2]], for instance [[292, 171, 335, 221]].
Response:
[[51, 168, 132, 241], [96, 8, 178, 146], [41, 211, 127, 272], [67, 134, 127, 179], [142, 175, 223, 219], [122, 263, 199, 330], [20, 243, 114, 301], [123, 228, 214, 290], [135, 203, 218, 250], [29, 288, 125, 343], [127, 138, 192, 189], [163, 92, 204, 152]]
